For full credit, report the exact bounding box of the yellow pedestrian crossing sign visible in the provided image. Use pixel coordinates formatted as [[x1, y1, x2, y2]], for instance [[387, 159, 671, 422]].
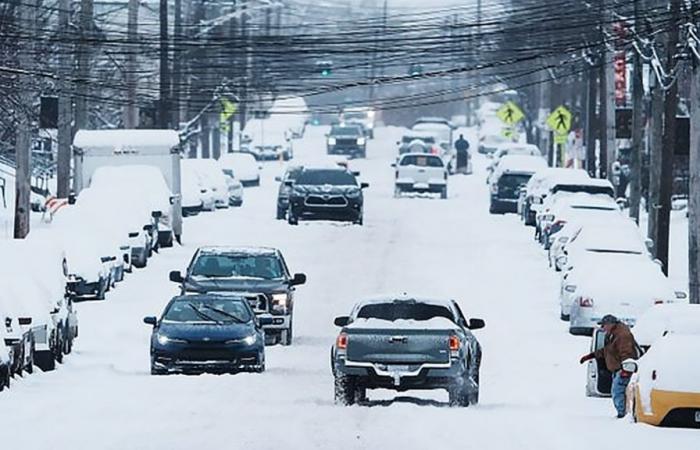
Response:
[[547, 106, 572, 134], [496, 101, 524, 125], [220, 98, 238, 132]]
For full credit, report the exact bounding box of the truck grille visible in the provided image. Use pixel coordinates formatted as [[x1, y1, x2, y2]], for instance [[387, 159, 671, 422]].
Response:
[[335, 138, 357, 147], [243, 294, 268, 313], [305, 195, 348, 207]]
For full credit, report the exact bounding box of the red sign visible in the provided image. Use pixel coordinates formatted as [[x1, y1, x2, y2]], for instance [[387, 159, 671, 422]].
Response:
[[614, 52, 626, 106]]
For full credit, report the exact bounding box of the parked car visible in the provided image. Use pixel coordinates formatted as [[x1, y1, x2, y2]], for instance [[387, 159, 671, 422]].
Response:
[[242, 118, 293, 161], [181, 165, 214, 215], [169, 246, 307, 346], [144, 294, 270, 374], [220, 167, 244, 207], [275, 165, 303, 220], [564, 253, 680, 336], [331, 296, 485, 406], [478, 132, 510, 155], [489, 155, 547, 214], [518, 168, 591, 226], [393, 153, 448, 199], [327, 124, 367, 158], [629, 303, 698, 350], [287, 168, 368, 225], [486, 143, 542, 183], [628, 333, 700, 427], [219, 152, 261, 187], [181, 159, 229, 209]]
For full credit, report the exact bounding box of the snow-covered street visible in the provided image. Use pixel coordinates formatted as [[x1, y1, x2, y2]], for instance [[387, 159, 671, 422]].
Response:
[[0, 127, 697, 449]]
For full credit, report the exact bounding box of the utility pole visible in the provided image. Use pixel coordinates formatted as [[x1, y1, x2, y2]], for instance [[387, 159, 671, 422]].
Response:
[[598, 61, 609, 179], [75, 0, 93, 132], [14, 0, 35, 238], [57, 0, 73, 198], [647, 74, 664, 250], [240, 0, 249, 129], [585, 62, 598, 176], [628, 0, 643, 222], [655, 0, 681, 274], [690, 52, 700, 304], [158, 0, 170, 129], [124, 0, 139, 128], [172, 0, 182, 129]]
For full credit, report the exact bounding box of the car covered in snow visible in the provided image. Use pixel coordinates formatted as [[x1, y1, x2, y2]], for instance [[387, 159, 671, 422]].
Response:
[[144, 294, 269, 375], [181, 164, 215, 215], [628, 334, 700, 427], [331, 296, 484, 406], [628, 303, 698, 350], [287, 167, 368, 225], [220, 167, 244, 207], [219, 152, 261, 187], [486, 142, 542, 183], [489, 155, 547, 214], [181, 159, 229, 209], [326, 124, 367, 159], [242, 118, 293, 161], [0, 295, 35, 377], [169, 246, 307, 346], [518, 168, 591, 226], [392, 153, 448, 199]]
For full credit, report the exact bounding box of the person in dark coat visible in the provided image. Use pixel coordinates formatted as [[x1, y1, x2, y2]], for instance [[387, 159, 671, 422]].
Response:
[[454, 134, 470, 173]]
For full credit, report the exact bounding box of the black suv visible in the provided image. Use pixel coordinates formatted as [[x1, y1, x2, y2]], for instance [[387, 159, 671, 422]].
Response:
[[274, 165, 303, 220], [169, 246, 307, 346], [287, 168, 368, 225], [327, 124, 366, 158]]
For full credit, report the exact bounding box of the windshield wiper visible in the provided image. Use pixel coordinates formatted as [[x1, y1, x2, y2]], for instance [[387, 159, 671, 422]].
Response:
[[188, 303, 222, 324], [201, 305, 247, 324]]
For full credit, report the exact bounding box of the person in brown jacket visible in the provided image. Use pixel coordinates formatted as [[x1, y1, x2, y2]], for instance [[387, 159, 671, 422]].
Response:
[[579, 315, 639, 418]]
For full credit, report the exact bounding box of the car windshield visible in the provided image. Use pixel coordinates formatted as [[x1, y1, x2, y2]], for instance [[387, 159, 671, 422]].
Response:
[[191, 254, 285, 279], [331, 126, 361, 136], [163, 298, 252, 323], [400, 155, 443, 167], [296, 170, 358, 186], [285, 167, 303, 181], [498, 174, 531, 189], [357, 302, 454, 322], [344, 112, 367, 120]]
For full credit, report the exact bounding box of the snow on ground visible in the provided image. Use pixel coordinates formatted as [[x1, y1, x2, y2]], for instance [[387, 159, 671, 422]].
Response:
[[1, 126, 698, 449]]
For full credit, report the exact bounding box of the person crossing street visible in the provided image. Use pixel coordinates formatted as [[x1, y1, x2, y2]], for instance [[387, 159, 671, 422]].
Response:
[[454, 134, 470, 174]]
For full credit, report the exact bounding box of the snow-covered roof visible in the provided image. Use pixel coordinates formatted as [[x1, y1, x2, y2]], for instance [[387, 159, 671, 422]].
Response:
[[347, 317, 458, 330], [497, 154, 548, 174], [637, 334, 700, 393], [197, 246, 279, 256], [73, 129, 180, 149], [632, 304, 700, 347]]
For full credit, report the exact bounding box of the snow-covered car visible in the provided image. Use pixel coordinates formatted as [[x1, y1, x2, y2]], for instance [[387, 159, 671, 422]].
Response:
[[393, 153, 448, 199], [411, 121, 455, 172], [219, 152, 261, 187], [0, 295, 34, 377], [331, 296, 484, 406], [181, 165, 214, 215], [489, 155, 547, 214], [181, 159, 229, 209], [629, 303, 698, 350], [396, 132, 439, 156], [220, 167, 244, 207], [564, 253, 679, 336], [486, 143, 542, 184], [327, 124, 367, 158], [0, 341, 9, 391], [518, 168, 591, 226], [341, 107, 376, 139], [242, 118, 293, 161], [478, 126, 510, 155], [628, 334, 700, 427]]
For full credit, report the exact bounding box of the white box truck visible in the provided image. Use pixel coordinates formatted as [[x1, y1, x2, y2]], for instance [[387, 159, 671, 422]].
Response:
[[72, 129, 183, 243]]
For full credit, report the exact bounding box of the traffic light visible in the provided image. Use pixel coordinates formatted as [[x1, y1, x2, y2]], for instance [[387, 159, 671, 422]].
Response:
[[316, 60, 333, 77], [408, 63, 423, 77]]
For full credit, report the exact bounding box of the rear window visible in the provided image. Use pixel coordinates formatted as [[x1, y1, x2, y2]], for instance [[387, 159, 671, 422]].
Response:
[[498, 173, 531, 189], [357, 302, 454, 322], [191, 254, 284, 279], [400, 155, 443, 167], [296, 169, 358, 186]]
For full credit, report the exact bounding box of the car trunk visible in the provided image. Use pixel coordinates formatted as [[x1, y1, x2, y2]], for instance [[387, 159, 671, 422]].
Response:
[[345, 328, 451, 364]]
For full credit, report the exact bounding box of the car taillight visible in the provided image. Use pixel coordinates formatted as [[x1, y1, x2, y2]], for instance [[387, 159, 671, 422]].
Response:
[[578, 297, 594, 307], [449, 335, 460, 351], [431, 146, 439, 155], [336, 333, 348, 350]]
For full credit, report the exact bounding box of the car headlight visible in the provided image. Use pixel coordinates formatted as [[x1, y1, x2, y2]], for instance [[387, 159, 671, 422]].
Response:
[[357, 137, 366, 145], [345, 190, 361, 199], [271, 293, 289, 313], [225, 334, 257, 345], [328, 137, 336, 145], [157, 334, 186, 345]]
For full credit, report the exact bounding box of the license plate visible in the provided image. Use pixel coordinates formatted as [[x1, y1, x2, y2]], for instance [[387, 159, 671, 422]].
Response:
[[389, 365, 410, 373], [695, 411, 700, 423]]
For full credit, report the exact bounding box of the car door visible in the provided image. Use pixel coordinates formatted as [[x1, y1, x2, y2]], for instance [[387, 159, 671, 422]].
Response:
[[586, 329, 612, 397]]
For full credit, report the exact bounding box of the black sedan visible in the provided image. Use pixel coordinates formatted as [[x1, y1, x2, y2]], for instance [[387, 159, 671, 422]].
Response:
[[287, 168, 368, 225], [144, 294, 271, 375]]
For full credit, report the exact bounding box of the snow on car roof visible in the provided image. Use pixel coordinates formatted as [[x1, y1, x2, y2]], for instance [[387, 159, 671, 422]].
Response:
[[633, 304, 700, 347], [572, 221, 647, 254], [347, 317, 459, 330], [637, 333, 700, 393], [197, 246, 279, 256], [73, 129, 180, 149], [357, 296, 453, 308], [497, 154, 547, 173], [552, 177, 614, 191]]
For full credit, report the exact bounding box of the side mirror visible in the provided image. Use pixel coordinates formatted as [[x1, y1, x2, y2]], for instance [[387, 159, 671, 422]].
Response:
[[290, 273, 307, 286], [360, 182, 369, 189], [259, 317, 274, 326], [468, 318, 485, 330], [621, 359, 638, 373], [151, 210, 163, 219], [169, 270, 184, 283], [390, 162, 396, 168], [275, 176, 282, 182], [334, 316, 350, 327], [143, 316, 157, 326]]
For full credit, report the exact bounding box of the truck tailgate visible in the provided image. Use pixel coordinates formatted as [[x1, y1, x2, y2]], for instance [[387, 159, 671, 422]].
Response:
[[345, 328, 451, 364]]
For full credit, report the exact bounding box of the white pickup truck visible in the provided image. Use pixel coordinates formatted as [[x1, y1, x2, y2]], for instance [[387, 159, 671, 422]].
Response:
[[393, 153, 448, 199]]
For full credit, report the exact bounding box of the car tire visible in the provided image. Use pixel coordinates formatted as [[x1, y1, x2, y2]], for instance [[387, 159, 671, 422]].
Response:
[[440, 187, 448, 199], [54, 329, 64, 364], [334, 375, 358, 406], [448, 385, 470, 407], [276, 207, 286, 220], [560, 309, 570, 321], [468, 388, 479, 406], [288, 214, 299, 226], [95, 278, 107, 301], [489, 202, 498, 214], [0, 368, 9, 391], [35, 351, 56, 372], [280, 324, 293, 346], [252, 352, 266, 373]]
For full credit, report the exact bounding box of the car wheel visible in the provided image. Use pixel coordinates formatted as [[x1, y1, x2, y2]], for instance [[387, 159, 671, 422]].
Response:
[[468, 388, 479, 405], [448, 384, 470, 407], [489, 202, 498, 214], [253, 352, 266, 373], [280, 324, 293, 346], [288, 214, 299, 226], [440, 187, 448, 199], [34, 351, 56, 372], [334, 375, 358, 406], [560, 309, 570, 321], [276, 207, 286, 220], [54, 330, 64, 364], [0, 368, 9, 391]]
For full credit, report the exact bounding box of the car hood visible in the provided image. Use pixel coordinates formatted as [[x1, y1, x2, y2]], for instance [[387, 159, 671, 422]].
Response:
[[158, 321, 257, 341], [292, 185, 359, 196], [184, 277, 288, 294]]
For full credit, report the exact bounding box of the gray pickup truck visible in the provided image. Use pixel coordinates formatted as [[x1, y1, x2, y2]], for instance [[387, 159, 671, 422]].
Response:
[[331, 296, 484, 406]]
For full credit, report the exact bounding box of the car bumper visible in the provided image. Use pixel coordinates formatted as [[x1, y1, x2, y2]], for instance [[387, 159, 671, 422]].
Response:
[[152, 346, 263, 373], [334, 358, 467, 389], [290, 204, 362, 221], [327, 146, 365, 157], [68, 279, 102, 297], [491, 196, 518, 212], [636, 388, 700, 427], [395, 181, 446, 193]]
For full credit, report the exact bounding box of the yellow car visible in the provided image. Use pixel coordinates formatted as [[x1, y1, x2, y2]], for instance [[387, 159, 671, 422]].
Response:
[[628, 334, 700, 427]]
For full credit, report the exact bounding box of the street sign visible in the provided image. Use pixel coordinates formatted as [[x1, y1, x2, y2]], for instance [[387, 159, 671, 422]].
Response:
[[496, 101, 524, 125], [220, 98, 238, 131], [554, 133, 567, 145], [547, 106, 572, 134]]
